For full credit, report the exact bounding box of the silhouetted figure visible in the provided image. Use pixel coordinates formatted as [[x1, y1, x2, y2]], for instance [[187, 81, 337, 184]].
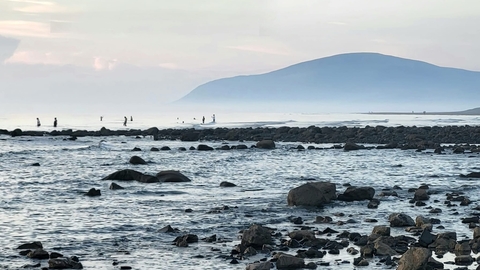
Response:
[[212, 114, 216, 123], [100, 116, 103, 121], [202, 116, 205, 124], [123, 116, 127, 126], [36, 118, 41, 127], [130, 116, 133, 121], [53, 117, 57, 128]]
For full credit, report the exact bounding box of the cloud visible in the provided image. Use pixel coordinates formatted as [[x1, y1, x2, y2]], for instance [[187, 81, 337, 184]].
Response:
[[93, 57, 118, 71], [226, 45, 290, 56], [0, 35, 20, 63], [0, 20, 53, 38]]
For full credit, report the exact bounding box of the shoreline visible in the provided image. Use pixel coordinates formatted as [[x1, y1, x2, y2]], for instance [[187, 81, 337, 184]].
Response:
[[2, 125, 480, 146]]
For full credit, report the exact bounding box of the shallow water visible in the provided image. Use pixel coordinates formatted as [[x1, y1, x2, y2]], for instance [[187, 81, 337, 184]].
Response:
[[1, 134, 480, 269]]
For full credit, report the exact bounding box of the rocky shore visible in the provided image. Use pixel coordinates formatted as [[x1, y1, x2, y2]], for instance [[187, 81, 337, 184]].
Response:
[[3, 125, 480, 147]]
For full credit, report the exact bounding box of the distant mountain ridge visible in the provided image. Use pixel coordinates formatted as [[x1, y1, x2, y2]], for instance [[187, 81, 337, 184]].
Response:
[[176, 53, 480, 111]]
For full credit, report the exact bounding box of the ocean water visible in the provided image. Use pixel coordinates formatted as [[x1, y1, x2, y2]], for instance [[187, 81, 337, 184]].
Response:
[[1, 113, 480, 269]]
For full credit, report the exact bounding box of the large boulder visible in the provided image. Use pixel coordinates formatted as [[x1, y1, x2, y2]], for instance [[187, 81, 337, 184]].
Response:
[[337, 186, 375, 201], [156, 170, 191, 182], [287, 182, 336, 207], [246, 261, 272, 270], [241, 224, 272, 248], [256, 140, 275, 149], [275, 254, 305, 269], [397, 247, 432, 270]]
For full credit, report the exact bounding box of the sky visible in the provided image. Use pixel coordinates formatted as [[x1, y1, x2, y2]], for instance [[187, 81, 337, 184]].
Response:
[[1, 0, 480, 113]]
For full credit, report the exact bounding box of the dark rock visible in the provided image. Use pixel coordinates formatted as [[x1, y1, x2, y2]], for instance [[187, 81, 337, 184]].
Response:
[[287, 182, 336, 207], [388, 213, 415, 227], [414, 188, 430, 201], [197, 144, 214, 151], [343, 142, 363, 151], [129, 155, 147, 165], [150, 147, 159, 151], [256, 140, 275, 149], [158, 225, 178, 233], [17, 242, 43, 249], [367, 199, 380, 208], [455, 255, 474, 265], [337, 186, 375, 201], [418, 229, 435, 247], [28, 248, 50, 259], [460, 172, 480, 178], [48, 257, 83, 269], [131, 147, 141, 151], [49, 252, 63, 259], [160, 146, 171, 151], [156, 170, 191, 182], [241, 224, 272, 248], [31, 163, 40, 166], [397, 247, 431, 270], [245, 261, 272, 270], [220, 181, 236, 187], [109, 182, 124, 190], [85, 188, 101, 197], [102, 169, 145, 181], [275, 254, 305, 269]]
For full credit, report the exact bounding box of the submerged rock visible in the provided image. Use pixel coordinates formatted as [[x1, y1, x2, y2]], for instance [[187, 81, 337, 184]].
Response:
[[129, 155, 147, 165], [256, 140, 275, 149], [85, 188, 101, 197], [220, 181, 236, 187], [337, 186, 375, 201], [156, 170, 191, 182], [48, 257, 83, 269]]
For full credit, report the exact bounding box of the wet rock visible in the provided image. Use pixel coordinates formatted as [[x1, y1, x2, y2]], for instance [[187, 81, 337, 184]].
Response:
[[160, 146, 171, 151], [131, 147, 141, 151], [429, 232, 457, 252], [397, 247, 431, 270], [150, 147, 159, 151], [197, 144, 214, 151], [102, 169, 145, 181], [219, 145, 231, 150], [256, 140, 275, 149], [347, 247, 359, 255], [343, 142, 363, 151], [414, 188, 429, 201], [48, 257, 83, 269], [275, 254, 305, 269], [455, 255, 474, 265], [337, 186, 375, 201], [156, 170, 191, 182], [374, 241, 398, 256], [371, 225, 390, 236], [241, 224, 273, 248], [427, 257, 443, 269], [31, 162, 40, 166], [289, 230, 316, 241], [460, 172, 480, 178], [129, 155, 147, 165], [236, 144, 248, 149], [49, 252, 63, 259], [158, 225, 178, 233], [174, 234, 198, 247], [367, 199, 380, 209], [287, 182, 336, 207], [85, 188, 101, 197], [178, 147, 187, 151], [388, 213, 415, 227], [220, 181, 236, 187], [418, 229, 435, 247], [11, 128, 22, 137], [28, 248, 50, 259], [202, 234, 216, 242], [315, 216, 332, 223], [455, 241, 471, 255], [17, 242, 43, 249], [245, 261, 272, 270], [109, 182, 124, 190]]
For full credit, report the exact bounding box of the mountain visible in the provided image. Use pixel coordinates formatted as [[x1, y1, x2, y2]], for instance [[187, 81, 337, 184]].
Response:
[[176, 53, 480, 111]]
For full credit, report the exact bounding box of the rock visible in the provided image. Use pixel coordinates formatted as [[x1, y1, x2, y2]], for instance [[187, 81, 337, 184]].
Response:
[[160, 146, 171, 151], [397, 247, 431, 270], [374, 241, 398, 256], [102, 169, 145, 181], [11, 128, 22, 137], [48, 257, 83, 269], [455, 241, 471, 255], [343, 142, 363, 151], [256, 140, 275, 149], [367, 199, 380, 208], [371, 225, 390, 236], [287, 182, 336, 207], [109, 182, 124, 190], [158, 225, 178, 233], [27, 248, 50, 259], [241, 224, 272, 248], [150, 147, 159, 151], [418, 229, 435, 247], [49, 252, 63, 259], [173, 234, 198, 247], [197, 144, 214, 151], [220, 145, 231, 150], [474, 227, 480, 239], [455, 255, 474, 265], [460, 172, 480, 178], [275, 254, 305, 269], [31, 162, 40, 166], [347, 247, 359, 255], [388, 213, 415, 227], [414, 188, 429, 201], [220, 181, 237, 187], [178, 147, 186, 151], [17, 242, 43, 249], [337, 186, 375, 201], [236, 144, 248, 149], [288, 230, 316, 241], [245, 261, 272, 270], [131, 147, 141, 151], [85, 188, 101, 197], [156, 170, 191, 182], [129, 155, 147, 165]]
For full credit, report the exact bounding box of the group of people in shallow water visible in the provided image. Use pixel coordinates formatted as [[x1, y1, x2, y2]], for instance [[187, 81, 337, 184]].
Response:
[[37, 114, 216, 128], [36, 117, 57, 127]]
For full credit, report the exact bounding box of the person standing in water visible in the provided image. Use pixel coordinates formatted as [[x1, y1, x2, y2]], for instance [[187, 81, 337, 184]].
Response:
[[100, 116, 103, 121], [36, 118, 41, 127], [123, 116, 127, 126], [53, 117, 57, 128], [130, 116, 133, 121], [212, 114, 216, 123], [202, 116, 205, 124]]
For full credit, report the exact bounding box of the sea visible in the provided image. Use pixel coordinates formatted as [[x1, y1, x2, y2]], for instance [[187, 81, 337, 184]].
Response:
[[1, 111, 480, 269]]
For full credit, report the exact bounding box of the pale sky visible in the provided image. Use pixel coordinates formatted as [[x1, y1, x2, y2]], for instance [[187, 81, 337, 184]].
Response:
[[1, 0, 480, 110]]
